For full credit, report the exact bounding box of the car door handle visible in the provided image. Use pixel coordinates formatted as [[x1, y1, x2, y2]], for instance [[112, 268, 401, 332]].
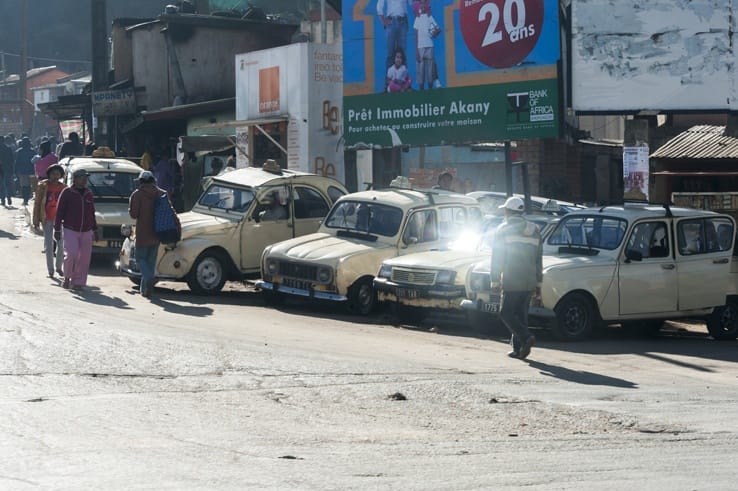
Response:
[[713, 258, 729, 264], [661, 264, 675, 270]]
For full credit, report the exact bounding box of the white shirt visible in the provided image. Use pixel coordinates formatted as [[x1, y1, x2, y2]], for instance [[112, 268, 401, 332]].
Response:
[[387, 64, 409, 84], [377, 0, 410, 18], [414, 13, 439, 49]]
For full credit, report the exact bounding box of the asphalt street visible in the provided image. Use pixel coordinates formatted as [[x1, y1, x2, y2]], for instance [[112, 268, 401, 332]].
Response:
[[0, 202, 737, 490]]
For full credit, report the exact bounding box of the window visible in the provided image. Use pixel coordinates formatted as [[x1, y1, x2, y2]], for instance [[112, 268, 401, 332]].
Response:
[[403, 210, 438, 244], [199, 184, 255, 213], [438, 206, 482, 239], [677, 217, 734, 255], [324, 201, 403, 237], [293, 186, 329, 219], [87, 172, 137, 198], [327, 186, 346, 204], [548, 215, 627, 250], [626, 221, 669, 258]]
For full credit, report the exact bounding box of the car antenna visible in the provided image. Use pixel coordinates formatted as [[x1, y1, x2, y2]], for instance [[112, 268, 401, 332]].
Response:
[[662, 203, 673, 217]]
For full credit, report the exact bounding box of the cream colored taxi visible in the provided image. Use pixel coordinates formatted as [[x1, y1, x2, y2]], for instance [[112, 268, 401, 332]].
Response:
[[59, 153, 144, 254], [257, 181, 482, 314], [461, 204, 738, 341], [117, 164, 346, 294]]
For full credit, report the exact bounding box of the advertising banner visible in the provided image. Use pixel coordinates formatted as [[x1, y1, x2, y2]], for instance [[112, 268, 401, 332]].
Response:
[[343, 0, 560, 146], [92, 89, 136, 116], [623, 146, 649, 202]]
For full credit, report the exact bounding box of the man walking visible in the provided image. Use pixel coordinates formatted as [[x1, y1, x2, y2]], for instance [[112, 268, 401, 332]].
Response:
[[490, 196, 542, 360], [15, 136, 36, 206], [33, 164, 66, 278], [54, 169, 98, 290], [0, 136, 13, 206], [129, 170, 178, 298]]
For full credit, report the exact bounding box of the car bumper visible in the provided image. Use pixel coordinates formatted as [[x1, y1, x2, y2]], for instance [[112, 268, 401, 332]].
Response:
[[459, 298, 556, 319], [374, 278, 466, 309], [256, 280, 347, 302]]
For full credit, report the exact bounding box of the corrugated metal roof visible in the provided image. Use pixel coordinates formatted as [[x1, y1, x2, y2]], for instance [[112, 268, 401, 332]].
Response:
[[651, 125, 738, 159]]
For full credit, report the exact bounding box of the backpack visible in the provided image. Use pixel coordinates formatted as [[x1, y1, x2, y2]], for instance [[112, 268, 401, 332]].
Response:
[[153, 193, 181, 243]]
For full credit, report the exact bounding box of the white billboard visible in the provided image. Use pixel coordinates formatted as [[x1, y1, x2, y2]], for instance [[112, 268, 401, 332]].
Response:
[[572, 0, 736, 112], [235, 43, 344, 183]]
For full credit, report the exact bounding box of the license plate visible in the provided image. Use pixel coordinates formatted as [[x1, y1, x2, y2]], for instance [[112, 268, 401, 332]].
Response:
[[396, 288, 419, 299], [483, 302, 500, 313], [108, 240, 123, 248], [283, 278, 312, 290]]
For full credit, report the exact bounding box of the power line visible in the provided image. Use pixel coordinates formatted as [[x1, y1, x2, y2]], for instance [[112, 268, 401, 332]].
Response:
[[0, 50, 91, 65]]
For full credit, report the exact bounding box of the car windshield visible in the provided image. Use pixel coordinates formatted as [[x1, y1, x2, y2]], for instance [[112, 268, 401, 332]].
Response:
[[547, 215, 627, 250], [198, 184, 255, 213], [324, 201, 404, 237], [86, 172, 137, 199]]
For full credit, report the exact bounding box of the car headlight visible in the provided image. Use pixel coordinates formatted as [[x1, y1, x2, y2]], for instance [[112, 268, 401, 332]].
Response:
[[317, 267, 333, 284], [377, 264, 392, 278], [435, 270, 456, 284], [266, 259, 279, 275], [469, 272, 489, 293], [121, 224, 133, 237]]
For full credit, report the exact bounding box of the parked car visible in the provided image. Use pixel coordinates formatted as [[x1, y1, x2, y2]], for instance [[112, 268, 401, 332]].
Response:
[[461, 204, 738, 341], [468, 191, 584, 218], [257, 181, 482, 314], [374, 214, 556, 325], [117, 163, 347, 294], [58, 155, 144, 254]]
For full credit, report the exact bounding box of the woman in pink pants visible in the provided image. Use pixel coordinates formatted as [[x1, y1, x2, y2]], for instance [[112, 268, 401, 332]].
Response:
[[53, 169, 98, 290]]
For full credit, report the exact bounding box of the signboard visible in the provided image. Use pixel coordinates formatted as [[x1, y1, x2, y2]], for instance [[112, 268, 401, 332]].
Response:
[[572, 0, 736, 112], [235, 43, 345, 183], [92, 89, 136, 116], [343, 0, 561, 146], [623, 146, 649, 202]]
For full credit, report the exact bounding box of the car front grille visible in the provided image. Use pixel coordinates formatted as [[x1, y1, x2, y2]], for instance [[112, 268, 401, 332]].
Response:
[[391, 268, 437, 285], [278, 261, 318, 281], [100, 225, 123, 239]]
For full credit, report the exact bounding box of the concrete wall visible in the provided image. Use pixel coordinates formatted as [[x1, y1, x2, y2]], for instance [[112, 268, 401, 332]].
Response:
[[131, 24, 168, 110]]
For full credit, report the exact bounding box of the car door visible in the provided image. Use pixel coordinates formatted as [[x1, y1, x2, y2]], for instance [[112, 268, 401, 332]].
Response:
[[291, 185, 331, 237], [675, 216, 735, 310], [619, 220, 678, 315], [240, 185, 292, 273], [400, 209, 440, 256]]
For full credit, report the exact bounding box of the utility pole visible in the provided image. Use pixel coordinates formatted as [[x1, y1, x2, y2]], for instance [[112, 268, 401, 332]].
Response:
[[20, 0, 29, 134], [91, 0, 109, 146]]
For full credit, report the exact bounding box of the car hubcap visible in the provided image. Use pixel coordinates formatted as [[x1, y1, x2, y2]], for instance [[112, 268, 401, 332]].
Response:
[[564, 305, 586, 335], [719, 306, 738, 333], [198, 258, 222, 290]]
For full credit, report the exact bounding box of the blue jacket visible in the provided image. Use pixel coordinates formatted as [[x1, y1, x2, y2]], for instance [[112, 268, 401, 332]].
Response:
[[15, 144, 36, 175]]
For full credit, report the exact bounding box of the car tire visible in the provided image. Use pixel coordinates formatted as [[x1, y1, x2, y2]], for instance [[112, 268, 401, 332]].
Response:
[[186, 251, 227, 294], [467, 311, 507, 336], [706, 300, 738, 340], [392, 304, 428, 325], [553, 292, 596, 341], [347, 277, 376, 315]]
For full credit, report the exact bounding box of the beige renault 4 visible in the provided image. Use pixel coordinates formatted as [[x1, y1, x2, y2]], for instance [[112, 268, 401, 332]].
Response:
[[59, 152, 144, 254], [117, 163, 346, 294], [257, 179, 482, 314]]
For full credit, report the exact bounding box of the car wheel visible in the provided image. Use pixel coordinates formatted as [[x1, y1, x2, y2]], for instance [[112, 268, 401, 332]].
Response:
[[392, 304, 428, 325], [706, 301, 738, 340], [553, 293, 596, 341], [186, 251, 227, 294], [467, 311, 507, 336], [347, 277, 375, 315]]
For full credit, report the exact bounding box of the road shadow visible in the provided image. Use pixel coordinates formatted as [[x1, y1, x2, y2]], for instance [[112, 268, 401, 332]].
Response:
[[148, 295, 215, 317], [90, 255, 123, 277], [70, 285, 133, 310], [525, 360, 638, 388], [0, 227, 19, 240]]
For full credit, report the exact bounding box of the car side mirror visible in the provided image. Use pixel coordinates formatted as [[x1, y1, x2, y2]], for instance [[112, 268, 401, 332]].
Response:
[[624, 249, 643, 262], [404, 236, 419, 246]]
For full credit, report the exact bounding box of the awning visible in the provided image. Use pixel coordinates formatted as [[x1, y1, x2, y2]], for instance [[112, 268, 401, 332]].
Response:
[[179, 135, 235, 153], [192, 116, 289, 156], [122, 97, 235, 133], [652, 171, 738, 177], [38, 94, 91, 121]]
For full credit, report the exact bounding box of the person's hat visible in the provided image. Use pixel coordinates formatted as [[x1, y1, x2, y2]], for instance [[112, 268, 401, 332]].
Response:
[[46, 164, 65, 178], [137, 170, 156, 182], [72, 169, 90, 179], [499, 196, 525, 212]]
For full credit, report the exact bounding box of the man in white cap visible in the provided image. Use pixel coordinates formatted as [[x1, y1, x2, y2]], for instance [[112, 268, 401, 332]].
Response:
[[490, 196, 542, 360]]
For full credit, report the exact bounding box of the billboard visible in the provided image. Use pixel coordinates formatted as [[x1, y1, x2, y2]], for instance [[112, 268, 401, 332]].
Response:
[[342, 0, 561, 147], [572, 0, 736, 112], [235, 43, 344, 183]]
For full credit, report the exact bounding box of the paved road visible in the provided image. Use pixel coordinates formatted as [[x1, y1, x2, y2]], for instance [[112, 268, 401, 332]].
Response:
[[0, 202, 737, 490]]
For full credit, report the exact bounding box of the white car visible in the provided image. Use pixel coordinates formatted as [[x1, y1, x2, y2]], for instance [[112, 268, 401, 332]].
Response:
[[117, 164, 346, 294], [257, 182, 482, 314], [462, 204, 738, 341], [59, 155, 144, 254]]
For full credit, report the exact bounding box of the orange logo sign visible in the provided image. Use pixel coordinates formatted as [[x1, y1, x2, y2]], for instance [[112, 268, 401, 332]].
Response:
[[259, 66, 280, 113]]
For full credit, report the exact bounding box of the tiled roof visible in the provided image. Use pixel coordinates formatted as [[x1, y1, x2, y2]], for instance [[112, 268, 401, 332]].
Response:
[[651, 125, 738, 159]]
